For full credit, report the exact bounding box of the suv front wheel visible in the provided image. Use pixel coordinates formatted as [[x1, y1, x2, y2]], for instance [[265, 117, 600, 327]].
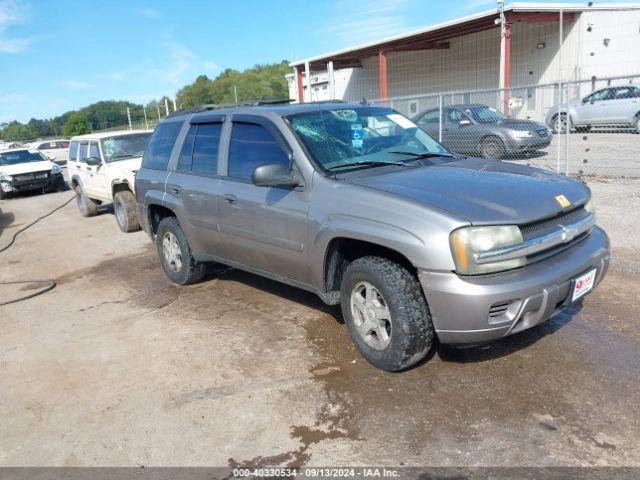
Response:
[[156, 216, 206, 285], [340, 256, 434, 371], [114, 190, 140, 233], [75, 184, 98, 217]]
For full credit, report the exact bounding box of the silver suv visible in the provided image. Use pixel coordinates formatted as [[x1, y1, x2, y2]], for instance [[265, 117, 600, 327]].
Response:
[[135, 102, 610, 371], [546, 84, 640, 133]]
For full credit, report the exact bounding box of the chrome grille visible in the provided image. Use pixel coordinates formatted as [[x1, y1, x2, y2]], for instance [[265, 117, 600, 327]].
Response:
[[520, 206, 589, 241]]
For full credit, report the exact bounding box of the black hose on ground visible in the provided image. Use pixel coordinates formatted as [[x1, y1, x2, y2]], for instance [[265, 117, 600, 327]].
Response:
[[0, 194, 75, 306]]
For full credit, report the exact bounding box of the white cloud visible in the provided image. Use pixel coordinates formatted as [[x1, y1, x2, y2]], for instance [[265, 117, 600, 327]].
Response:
[[0, 91, 25, 103], [135, 7, 161, 19], [202, 60, 218, 73], [320, 0, 413, 45], [0, 0, 32, 53], [64, 80, 94, 89], [164, 41, 197, 85], [462, 0, 497, 10]]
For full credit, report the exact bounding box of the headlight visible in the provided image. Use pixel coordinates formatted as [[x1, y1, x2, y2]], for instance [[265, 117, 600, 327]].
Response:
[[51, 164, 62, 174], [510, 130, 533, 139], [0, 172, 12, 181], [584, 198, 595, 215], [450, 225, 525, 275]]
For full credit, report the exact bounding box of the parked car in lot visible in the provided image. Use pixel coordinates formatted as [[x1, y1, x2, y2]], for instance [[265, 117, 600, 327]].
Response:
[[68, 130, 152, 232], [0, 148, 65, 199], [546, 84, 640, 133], [136, 102, 609, 372], [26, 139, 70, 165], [414, 104, 552, 159]]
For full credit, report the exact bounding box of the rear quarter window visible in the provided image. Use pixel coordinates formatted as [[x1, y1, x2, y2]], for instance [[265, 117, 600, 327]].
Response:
[[142, 121, 183, 170]]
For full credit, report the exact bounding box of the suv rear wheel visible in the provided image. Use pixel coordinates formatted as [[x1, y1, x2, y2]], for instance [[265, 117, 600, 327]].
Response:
[[339, 256, 434, 371], [156, 216, 206, 285], [75, 184, 98, 217], [114, 190, 140, 233]]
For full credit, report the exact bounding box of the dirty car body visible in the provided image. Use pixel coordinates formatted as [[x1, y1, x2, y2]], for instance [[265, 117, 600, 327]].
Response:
[[135, 102, 609, 371]]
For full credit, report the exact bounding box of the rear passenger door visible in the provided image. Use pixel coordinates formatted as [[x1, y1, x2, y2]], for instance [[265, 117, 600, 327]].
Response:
[[166, 117, 224, 255], [217, 116, 309, 283]]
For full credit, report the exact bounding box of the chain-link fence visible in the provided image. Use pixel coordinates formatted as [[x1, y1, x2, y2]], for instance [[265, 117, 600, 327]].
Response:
[[369, 74, 640, 179]]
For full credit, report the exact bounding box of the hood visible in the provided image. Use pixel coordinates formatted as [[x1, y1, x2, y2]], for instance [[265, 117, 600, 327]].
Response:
[[346, 157, 589, 225], [110, 157, 142, 172], [0, 160, 54, 176]]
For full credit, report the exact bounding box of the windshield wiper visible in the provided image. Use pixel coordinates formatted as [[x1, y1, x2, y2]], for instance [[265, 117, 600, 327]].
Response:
[[329, 160, 413, 171], [386, 150, 456, 158]]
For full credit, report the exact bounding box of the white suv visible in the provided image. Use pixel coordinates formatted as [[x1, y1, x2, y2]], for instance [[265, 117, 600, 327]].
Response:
[[26, 139, 70, 165], [68, 130, 152, 232]]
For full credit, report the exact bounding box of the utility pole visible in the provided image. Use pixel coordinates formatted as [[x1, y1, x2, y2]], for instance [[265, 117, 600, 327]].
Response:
[[126, 107, 132, 130], [173, 98, 177, 112], [157, 104, 161, 121], [143, 106, 149, 130], [164, 98, 170, 116]]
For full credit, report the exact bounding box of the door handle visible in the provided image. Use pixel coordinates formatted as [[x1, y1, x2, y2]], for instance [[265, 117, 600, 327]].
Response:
[[222, 193, 237, 204], [168, 185, 182, 195]]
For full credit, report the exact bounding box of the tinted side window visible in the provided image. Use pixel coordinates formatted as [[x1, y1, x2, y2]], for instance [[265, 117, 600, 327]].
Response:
[[614, 87, 640, 99], [69, 141, 79, 161], [79, 142, 88, 162], [142, 121, 182, 170], [228, 123, 289, 180], [191, 123, 222, 175], [178, 125, 196, 171], [446, 109, 464, 123]]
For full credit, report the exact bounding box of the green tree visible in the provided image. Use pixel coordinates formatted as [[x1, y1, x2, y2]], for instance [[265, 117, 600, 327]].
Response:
[[62, 112, 91, 136], [1, 121, 32, 141]]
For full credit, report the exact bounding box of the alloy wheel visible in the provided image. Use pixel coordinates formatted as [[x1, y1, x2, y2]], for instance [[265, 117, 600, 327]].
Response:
[[162, 232, 183, 272], [350, 281, 392, 350]]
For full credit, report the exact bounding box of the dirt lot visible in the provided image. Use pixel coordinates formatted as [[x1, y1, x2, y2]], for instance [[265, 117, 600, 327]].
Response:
[[1, 175, 639, 467]]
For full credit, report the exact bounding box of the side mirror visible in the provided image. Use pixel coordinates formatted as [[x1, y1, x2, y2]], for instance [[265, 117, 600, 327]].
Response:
[[252, 163, 301, 188], [86, 157, 101, 166], [459, 119, 472, 126]]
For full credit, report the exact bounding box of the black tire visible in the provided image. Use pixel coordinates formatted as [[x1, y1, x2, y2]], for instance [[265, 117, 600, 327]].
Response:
[[339, 256, 434, 372], [113, 190, 140, 233], [480, 136, 506, 160], [75, 184, 98, 217], [0, 188, 10, 200], [552, 113, 572, 134], [156, 216, 206, 285]]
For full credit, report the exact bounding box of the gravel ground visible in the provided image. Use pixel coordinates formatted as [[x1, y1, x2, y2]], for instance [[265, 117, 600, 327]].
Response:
[[0, 174, 639, 467]]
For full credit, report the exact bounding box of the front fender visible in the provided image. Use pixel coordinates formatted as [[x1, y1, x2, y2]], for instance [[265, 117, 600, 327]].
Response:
[[308, 214, 455, 290]]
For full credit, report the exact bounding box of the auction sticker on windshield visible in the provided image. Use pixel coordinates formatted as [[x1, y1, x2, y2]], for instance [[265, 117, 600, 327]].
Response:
[[572, 268, 597, 302]]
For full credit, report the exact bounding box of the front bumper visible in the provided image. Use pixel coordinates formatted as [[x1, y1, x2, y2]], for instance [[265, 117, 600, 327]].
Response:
[[504, 134, 552, 152], [1, 172, 64, 193], [419, 226, 610, 344]]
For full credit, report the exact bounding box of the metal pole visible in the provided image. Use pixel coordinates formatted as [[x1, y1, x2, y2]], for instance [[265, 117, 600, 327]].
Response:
[[126, 107, 132, 131], [233, 85, 238, 104], [438, 95, 443, 143], [565, 82, 570, 176], [157, 105, 161, 121], [556, 9, 563, 173], [173, 98, 177, 112], [164, 98, 170, 116], [143, 106, 149, 130], [498, 0, 506, 112], [327, 61, 335, 100]]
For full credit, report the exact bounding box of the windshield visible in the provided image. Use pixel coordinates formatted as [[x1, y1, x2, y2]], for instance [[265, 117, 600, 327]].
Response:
[[287, 106, 451, 172], [101, 133, 152, 163], [465, 106, 505, 124], [0, 149, 48, 166]]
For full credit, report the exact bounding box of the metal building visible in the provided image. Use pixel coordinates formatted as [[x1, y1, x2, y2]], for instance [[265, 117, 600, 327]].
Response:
[[287, 2, 640, 122]]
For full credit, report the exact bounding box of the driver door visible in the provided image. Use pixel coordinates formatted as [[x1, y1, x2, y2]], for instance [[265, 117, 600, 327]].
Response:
[[84, 141, 109, 200], [216, 116, 310, 283]]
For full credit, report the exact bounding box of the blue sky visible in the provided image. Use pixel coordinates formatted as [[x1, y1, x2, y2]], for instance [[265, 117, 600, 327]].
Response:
[[0, 0, 619, 122]]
